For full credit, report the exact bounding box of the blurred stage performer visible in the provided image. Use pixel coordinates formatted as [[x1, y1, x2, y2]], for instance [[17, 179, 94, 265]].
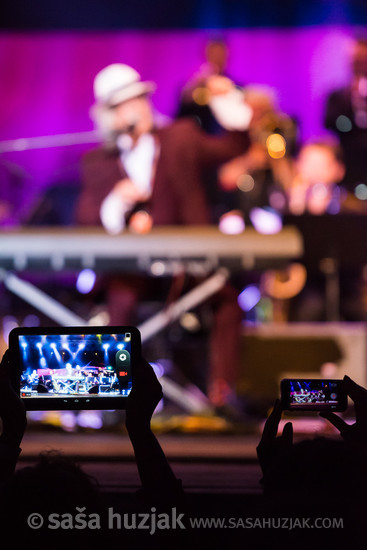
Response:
[[325, 35, 367, 192], [176, 37, 231, 135], [264, 139, 367, 322], [176, 38, 238, 221], [217, 85, 298, 223], [286, 139, 367, 215], [76, 63, 252, 412]]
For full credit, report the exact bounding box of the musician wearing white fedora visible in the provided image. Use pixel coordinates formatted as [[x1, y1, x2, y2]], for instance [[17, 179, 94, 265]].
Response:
[[76, 62, 252, 413]]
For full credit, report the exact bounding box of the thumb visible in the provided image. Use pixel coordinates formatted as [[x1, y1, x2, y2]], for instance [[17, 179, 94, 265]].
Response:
[[343, 375, 367, 403], [282, 421, 293, 445], [319, 411, 349, 434]]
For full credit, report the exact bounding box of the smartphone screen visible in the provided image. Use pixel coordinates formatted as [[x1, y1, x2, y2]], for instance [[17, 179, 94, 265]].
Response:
[[281, 378, 347, 411], [10, 326, 140, 410]]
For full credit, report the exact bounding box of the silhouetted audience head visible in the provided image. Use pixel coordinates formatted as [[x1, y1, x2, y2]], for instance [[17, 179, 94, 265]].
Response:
[[262, 437, 367, 499], [8, 450, 102, 508], [0, 450, 108, 547], [261, 435, 367, 548], [260, 437, 367, 548]]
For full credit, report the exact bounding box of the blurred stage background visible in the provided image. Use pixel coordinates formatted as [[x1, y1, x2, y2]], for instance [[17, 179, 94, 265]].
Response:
[[1, 3, 367, 216]]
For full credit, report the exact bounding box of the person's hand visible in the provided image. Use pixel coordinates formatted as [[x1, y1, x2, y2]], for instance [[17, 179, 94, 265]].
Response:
[[218, 156, 248, 190], [128, 210, 153, 234], [125, 359, 181, 503], [256, 399, 293, 479], [246, 143, 269, 170], [320, 375, 367, 446], [206, 75, 234, 96], [113, 178, 150, 205], [125, 357, 163, 431], [0, 349, 27, 448]]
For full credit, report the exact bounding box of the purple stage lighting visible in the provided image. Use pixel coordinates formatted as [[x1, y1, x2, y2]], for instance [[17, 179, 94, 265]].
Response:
[[76, 269, 96, 294], [249, 207, 283, 234], [238, 285, 261, 312]]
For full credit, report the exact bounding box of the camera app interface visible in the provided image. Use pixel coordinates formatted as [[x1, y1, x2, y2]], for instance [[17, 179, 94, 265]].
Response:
[[19, 332, 132, 400], [289, 380, 340, 409]]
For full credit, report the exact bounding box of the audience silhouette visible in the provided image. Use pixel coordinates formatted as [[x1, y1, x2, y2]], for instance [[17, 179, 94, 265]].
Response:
[[2, 341, 367, 549], [257, 376, 367, 548], [0, 349, 188, 549]]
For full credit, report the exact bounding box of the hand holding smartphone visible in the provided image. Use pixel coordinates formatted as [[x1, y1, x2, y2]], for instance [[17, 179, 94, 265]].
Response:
[[9, 325, 141, 411], [280, 378, 347, 412]]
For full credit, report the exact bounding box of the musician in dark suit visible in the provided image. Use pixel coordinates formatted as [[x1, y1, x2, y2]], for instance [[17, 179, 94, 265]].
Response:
[[76, 63, 252, 411], [324, 36, 367, 192]]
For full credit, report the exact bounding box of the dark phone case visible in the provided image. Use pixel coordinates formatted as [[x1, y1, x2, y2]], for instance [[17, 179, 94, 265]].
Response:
[[8, 325, 141, 411], [280, 378, 347, 412]]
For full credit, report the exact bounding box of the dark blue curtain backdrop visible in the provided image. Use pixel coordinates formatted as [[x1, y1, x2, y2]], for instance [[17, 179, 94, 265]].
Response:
[[2, 0, 367, 29]]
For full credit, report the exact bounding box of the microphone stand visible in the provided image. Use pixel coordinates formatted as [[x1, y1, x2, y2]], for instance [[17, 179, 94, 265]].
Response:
[[0, 130, 102, 153]]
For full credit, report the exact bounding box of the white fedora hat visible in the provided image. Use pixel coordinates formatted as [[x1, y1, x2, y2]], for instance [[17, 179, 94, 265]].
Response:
[[93, 63, 156, 107]]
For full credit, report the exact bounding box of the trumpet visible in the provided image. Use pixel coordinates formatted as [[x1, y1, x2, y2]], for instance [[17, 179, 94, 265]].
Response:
[[250, 111, 298, 160]]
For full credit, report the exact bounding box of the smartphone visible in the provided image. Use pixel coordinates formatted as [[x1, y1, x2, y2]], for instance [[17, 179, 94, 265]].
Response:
[[8, 325, 141, 411], [280, 378, 347, 412]]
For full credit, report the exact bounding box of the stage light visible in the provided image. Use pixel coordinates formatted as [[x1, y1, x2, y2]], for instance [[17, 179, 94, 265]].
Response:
[[238, 285, 261, 312], [89, 310, 110, 326], [76, 411, 103, 430], [266, 133, 286, 159], [2, 316, 18, 344], [250, 207, 282, 234], [62, 343, 72, 355], [23, 314, 40, 327], [355, 183, 367, 200], [180, 312, 201, 332], [237, 174, 255, 192], [59, 411, 77, 432], [76, 269, 96, 294], [218, 212, 245, 235], [269, 189, 286, 211], [103, 342, 109, 359], [50, 342, 62, 362], [150, 361, 165, 379], [336, 115, 352, 132], [151, 261, 166, 276]]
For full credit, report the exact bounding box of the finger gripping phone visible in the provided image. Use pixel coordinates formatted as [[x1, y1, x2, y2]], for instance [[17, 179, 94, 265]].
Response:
[[9, 325, 141, 411], [280, 378, 347, 412]]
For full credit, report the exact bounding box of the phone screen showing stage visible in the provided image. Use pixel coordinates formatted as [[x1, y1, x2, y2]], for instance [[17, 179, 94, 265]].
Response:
[[18, 332, 133, 401], [287, 379, 341, 410]]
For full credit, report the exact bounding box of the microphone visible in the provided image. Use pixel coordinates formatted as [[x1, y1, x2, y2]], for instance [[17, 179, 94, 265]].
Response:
[[119, 114, 141, 136], [124, 122, 137, 134]]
